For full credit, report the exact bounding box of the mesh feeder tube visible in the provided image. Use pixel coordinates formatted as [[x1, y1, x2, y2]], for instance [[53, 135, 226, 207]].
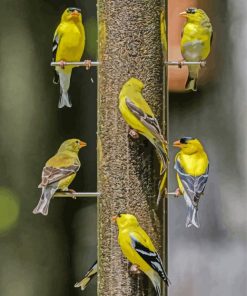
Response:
[[97, 0, 168, 295]]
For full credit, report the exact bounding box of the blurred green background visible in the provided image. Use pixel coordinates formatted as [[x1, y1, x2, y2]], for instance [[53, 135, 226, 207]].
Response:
[[0, 0, 97, 295]]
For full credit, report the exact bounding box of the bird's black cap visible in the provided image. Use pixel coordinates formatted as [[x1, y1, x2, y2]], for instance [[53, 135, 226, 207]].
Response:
[[180, 137, 194, 144], [186, 7, 197, 14], [67, 7, 81, 13]]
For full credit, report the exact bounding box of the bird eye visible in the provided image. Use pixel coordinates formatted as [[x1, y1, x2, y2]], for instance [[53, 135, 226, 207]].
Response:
[[76, 140, 79, 144]]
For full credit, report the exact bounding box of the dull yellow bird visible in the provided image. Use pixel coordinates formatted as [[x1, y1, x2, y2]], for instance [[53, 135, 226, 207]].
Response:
[[173, 137, 209, 228], [119, 78, 168, 206], [33, 139, 87, 216]]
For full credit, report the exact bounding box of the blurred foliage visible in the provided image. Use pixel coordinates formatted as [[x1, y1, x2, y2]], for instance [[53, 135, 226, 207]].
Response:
[[85, 17, 98, 59], [0, 188, 20, 235]]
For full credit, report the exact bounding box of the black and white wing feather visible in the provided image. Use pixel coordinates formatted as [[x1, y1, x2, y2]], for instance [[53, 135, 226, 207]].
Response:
[[130, 234, 170, 286], [52, 33, 60, 84], [125, 97, 165, 143], [174, 160, 209, 207]]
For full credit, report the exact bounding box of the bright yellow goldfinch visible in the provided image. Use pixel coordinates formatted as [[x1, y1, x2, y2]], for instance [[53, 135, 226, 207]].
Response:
[[74, 261, 97, 291], [180, 8, 213, 91], [173, 137, 209, 228], [33, 139, 87, 216], [113, 213, 170, 295], [119, 78, 168, 206], [53, 8, 86, 108]]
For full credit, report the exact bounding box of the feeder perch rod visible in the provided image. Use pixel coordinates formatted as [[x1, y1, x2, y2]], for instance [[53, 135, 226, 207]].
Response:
[[164, 61, 206, 67], [54, 192, 100, 198], [50, 61, 100, 67]]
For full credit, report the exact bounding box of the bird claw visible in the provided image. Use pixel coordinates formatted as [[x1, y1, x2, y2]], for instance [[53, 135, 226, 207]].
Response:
[[58, 60, 66, 69], [178, 59, 184, 68], [129, 129, 139, 139], [84, 60, 92, 70], [65, 189, 77, 199], [174, 188, 182, 197], [130, 264, 141, 275]]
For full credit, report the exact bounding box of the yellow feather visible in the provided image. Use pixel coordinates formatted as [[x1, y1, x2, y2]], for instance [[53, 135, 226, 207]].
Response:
[[117, 214, 157, 274], [54, 9, 85, 74]]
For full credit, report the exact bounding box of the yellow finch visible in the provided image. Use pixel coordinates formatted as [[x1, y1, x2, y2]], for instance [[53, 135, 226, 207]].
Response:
[[52, 8, 89, 108], [113, 213, 170, 295], [119, 78, 168, 206], [74, 261, 97, 291], [33, 139, 87, 216], [173, 137, 209, 228], [180, 8, 213, 91]]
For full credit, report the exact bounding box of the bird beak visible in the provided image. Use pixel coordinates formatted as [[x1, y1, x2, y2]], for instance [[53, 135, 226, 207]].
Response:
[[179, 11, 188, 17], [173, 140, 182, 148], [112, 216, 118, 223], [79, 141, 87, 148], [71, 11, 80, 18]]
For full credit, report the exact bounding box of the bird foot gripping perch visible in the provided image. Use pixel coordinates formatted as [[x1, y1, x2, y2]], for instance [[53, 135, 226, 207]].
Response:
[[129, 128, 139, 139], [130, 264, 141, 275], [59, 189, 77, 199], [84, 59, 92, 70]]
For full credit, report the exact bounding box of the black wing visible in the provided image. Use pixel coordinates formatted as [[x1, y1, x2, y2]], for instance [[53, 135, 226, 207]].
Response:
[[174, 159, 209, 206], [130, 234, 170, 285], [52, 33, 60, 84], [210, 30, 213, 47], [52, 33, 59, 62], [125, 97, 164, 143]]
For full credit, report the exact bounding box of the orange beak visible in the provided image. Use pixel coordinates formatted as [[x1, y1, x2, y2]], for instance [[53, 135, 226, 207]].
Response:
[[173, 140, 182, 148], [112, 215, 118, 222], [79, 141, 87, 148], [71, 11, 80, 18], [179, 11, 188, 17]]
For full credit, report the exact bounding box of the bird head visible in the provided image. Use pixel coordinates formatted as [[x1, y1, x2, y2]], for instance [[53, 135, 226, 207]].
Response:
[[62, 7, 82, 22], [179, 8, 209, 24], [58, 139, 87, 154], [173, 137, 204, 154], [122, 78, 144, 92], [112, 213, 139, 230]]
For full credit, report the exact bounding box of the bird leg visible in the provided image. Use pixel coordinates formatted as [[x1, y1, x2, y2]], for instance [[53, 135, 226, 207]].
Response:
[[174, 188, 182, 197], [130, 264, 141, 275], [62, 188, 77, 199], [84, 60, 92, 70], [178, 59, 185, 68], [58, 60, 66, 69], [129, 128, 139, 139]]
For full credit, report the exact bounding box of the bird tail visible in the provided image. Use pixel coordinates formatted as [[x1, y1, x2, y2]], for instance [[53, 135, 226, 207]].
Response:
[[153, 140, 169, 206], [32, 187, 56, 216], [184, 192, 200, 228], [154, 141, 168, 176], [74, 261, 97, 291], [58, 71, 72, 108], [157, 171, 167, 207], [146, 269, 170, 296], [185, 65, 200, 92], [186, 205, 200, 228]]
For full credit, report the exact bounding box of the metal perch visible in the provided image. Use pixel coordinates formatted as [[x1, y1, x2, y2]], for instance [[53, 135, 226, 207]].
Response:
[[50, 61, 205, 68], [164, 61, 206, 67], [54, 192, 100, 198], [50, 61, 100, 67]]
